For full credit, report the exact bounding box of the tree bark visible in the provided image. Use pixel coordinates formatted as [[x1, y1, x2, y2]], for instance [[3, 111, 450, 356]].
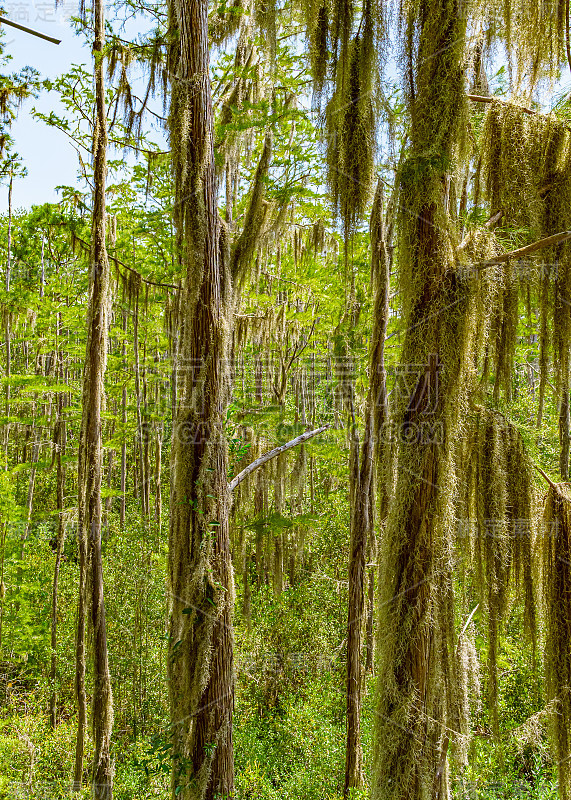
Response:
[[166, 2, 272, 792], [372, 5, 468, 800], [74, 0, 114, 794], [344, 418, 373, 796], [561, 385, 570, 481], [4, 173, 11, 468], [120, 310, 127, 527], [50, 396, 66, 729], [167, 0, 234, 795]]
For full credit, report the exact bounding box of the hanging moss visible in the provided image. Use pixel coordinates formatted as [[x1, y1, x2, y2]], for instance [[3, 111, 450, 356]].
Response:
[[477, 101, 544, 235], [474, 102, 571, 407], [309, 3, 330, 101], [255, 0, 277, 67], [325, 31, 376, 234], [459, 408, 536, 737], [473, 0, 566, 89], [210, 0, 246, 45]]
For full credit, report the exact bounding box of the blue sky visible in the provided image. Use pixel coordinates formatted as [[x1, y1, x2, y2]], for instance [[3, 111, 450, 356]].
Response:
[[0, 5, 92, 211]]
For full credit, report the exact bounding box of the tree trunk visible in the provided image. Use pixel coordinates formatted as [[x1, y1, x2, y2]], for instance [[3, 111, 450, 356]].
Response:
[[154, 424, 163, 527], [4, 174, 11, 468], [364, 565, 375, 674], [50, 399, 66, 729], [120, 310, 127, 527], [74, 0, 114, 794], [561, 384, 570, 481], [167, 0, 234, 795], [372, 5, 468, 800], [133, 292, 147, 518], [344, 418, 373, 795]]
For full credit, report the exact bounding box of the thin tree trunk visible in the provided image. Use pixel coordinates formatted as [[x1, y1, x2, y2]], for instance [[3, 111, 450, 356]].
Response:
[[74, 0, 114, 794], [120, 310, 127, 527], [344, 182, 391, 789], [50, 402, 66, 729], [154, 424, 163, 527], [4, 175, 11, 468], [365, 565, 375, 674], [344, 417, 373, 795], [0, 522, 6, 654], [133, 292, 147, 518], [561, 384, 570, 481]]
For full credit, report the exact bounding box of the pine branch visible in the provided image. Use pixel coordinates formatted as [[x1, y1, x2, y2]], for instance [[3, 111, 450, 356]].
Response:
[[228, 424, 331, 492]]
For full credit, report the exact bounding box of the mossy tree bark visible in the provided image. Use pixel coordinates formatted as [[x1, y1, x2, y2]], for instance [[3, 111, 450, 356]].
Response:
[[344, 418, 372, 796], [345, 180, 390, 794], [560, 383, 570, 481], [74, 0, 114, 794], [166, 0, 234, 797], [166, 0, 273, 791], [372, 4, 469, 800]]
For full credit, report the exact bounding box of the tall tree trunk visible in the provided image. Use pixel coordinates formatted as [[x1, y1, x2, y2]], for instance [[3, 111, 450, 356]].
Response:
[[273, 452, 286, 594], [154, 424, 163, 527], [74, 0, 114, 794], [364, 564, 375, 674], [344, 419, 373, 796], [345, 181, 390, 792], [372, 5, 469, 800], [4, 173, 11, 468], [133, 292, 147, 518], [167, 0, 234, 796]]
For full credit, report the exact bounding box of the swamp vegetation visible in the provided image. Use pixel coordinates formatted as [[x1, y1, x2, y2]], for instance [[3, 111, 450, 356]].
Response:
[[3, 0, 571, 799]]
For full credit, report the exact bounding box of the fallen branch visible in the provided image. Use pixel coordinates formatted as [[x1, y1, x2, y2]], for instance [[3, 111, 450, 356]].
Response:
[[525, 360, 556, 394], [228, 424, 331, 492], [459, 604, 479, 640]]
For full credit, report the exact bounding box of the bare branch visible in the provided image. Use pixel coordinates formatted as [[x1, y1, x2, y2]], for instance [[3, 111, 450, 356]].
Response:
[[477, 230, 571, 268], [228, 424, 331, 492], [466, 94, 536, 116], [0, 15, 61, 44], [533, 463, 558, 490]]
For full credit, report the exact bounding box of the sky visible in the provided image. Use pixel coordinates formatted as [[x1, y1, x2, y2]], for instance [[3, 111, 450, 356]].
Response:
[[0, 3, 92, 211]]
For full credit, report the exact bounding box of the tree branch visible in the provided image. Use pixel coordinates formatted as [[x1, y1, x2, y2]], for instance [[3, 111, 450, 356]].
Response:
[[466, 94, 536, 115], [457, 209, 505, 252], [533, 463, 558, 490], [228, 424, 331, 492], [73, 233, 178, 290], [478, 230, 571, 268], [0, 15, 61, 44]]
